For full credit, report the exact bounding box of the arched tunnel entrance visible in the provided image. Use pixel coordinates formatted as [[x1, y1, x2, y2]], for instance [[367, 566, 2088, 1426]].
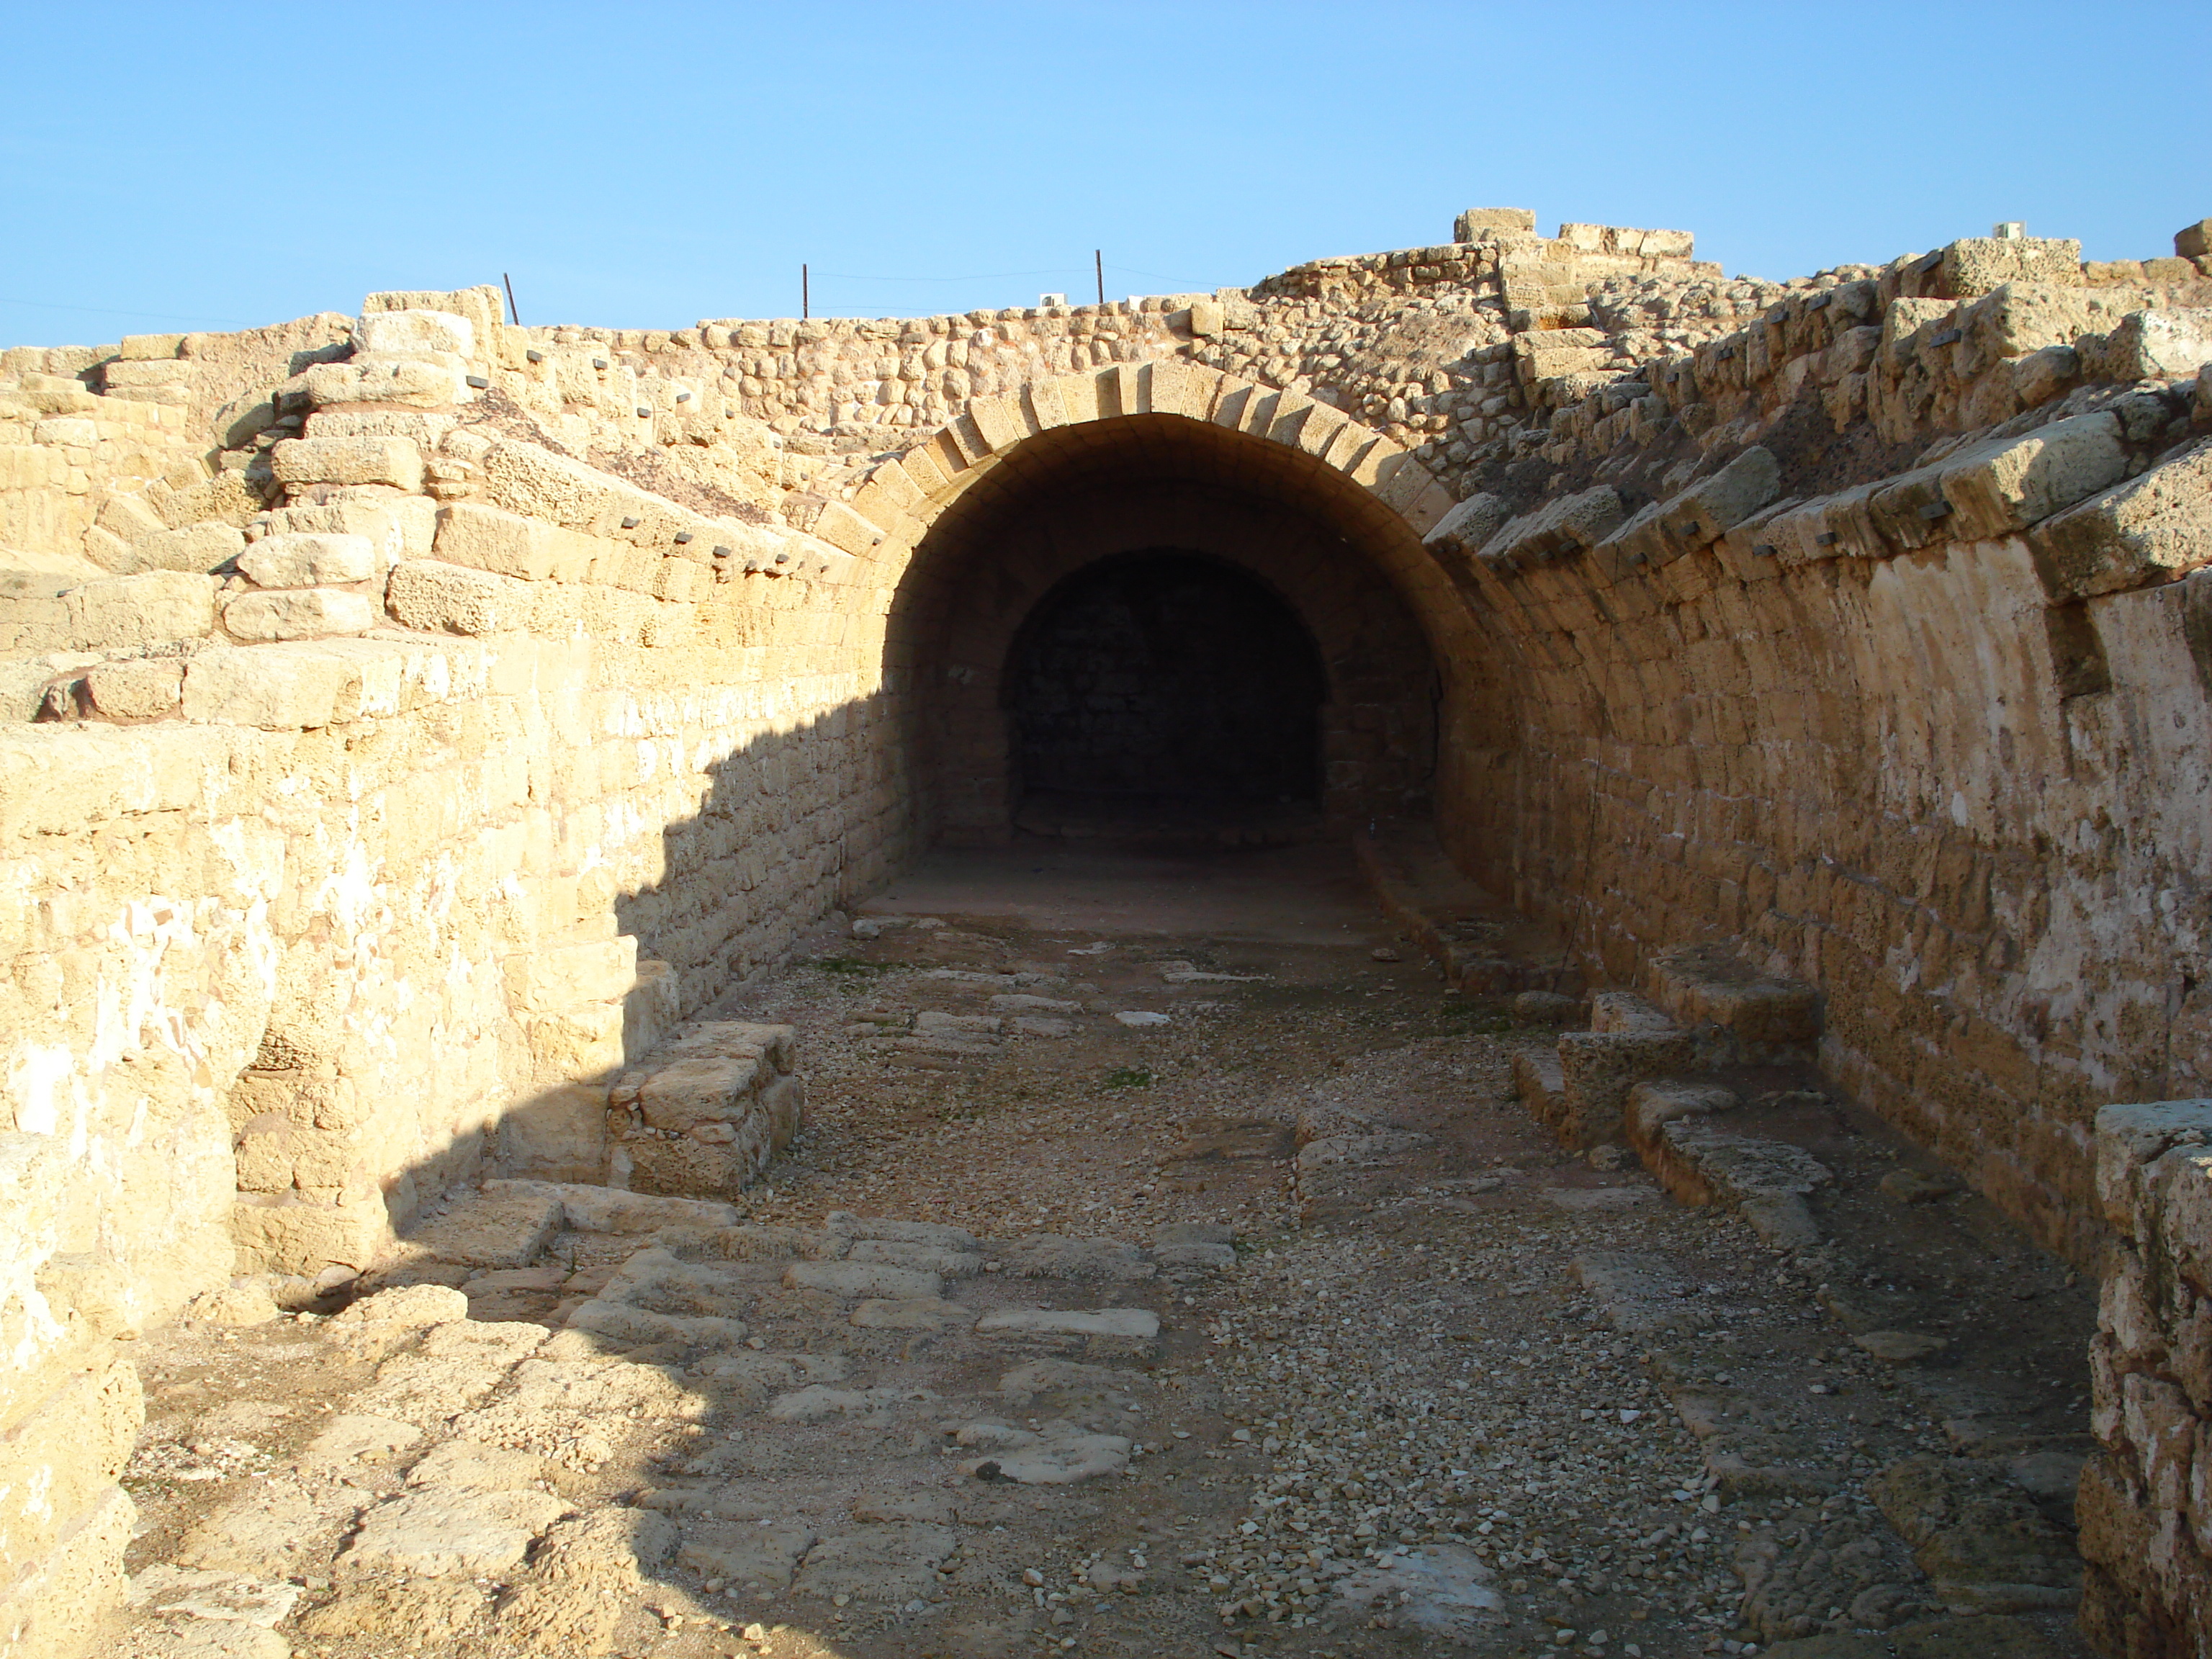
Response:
[[884, 410, 1465, 850], [1004, 552, 1327, 840]]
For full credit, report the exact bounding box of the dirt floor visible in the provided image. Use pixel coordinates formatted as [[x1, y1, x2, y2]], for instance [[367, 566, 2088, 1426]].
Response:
[[96, 841, 2098, 1659]]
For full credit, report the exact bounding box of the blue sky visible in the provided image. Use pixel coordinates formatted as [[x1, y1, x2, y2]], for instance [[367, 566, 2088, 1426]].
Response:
[[4, 1, 2206, 347]]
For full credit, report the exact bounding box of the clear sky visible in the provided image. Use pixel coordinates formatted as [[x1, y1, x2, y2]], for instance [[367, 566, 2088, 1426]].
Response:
[[4, 1, 2207, 348]]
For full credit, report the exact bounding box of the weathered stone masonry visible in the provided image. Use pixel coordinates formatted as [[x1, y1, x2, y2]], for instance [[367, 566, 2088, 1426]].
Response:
[[2, 212, 2212, 1653]]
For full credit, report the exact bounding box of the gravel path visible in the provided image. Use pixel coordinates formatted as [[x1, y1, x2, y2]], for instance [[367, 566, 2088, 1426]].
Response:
[[97, 853, 2094, 1659]]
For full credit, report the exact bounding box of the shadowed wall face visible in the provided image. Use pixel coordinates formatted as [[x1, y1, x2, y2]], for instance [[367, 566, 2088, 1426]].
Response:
[[1006, 552, 1325, 814]]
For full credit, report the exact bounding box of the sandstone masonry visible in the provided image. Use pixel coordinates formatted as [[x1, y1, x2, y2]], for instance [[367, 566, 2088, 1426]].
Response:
[[3, 210, 2212, 1655]]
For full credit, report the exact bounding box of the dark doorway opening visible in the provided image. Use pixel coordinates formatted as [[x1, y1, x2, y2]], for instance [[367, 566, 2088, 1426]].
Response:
[[1004, 551, 1327, 841]]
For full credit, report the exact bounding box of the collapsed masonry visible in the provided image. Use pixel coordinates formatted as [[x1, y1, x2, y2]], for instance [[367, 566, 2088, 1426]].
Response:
[[3, 205, 2212, 1655]]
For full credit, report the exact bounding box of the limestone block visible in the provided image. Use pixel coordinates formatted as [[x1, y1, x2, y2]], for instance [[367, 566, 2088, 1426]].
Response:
[[94, 491, 168, 546], [528, 1001, 626, 1082], [133, 521, 246, 575], [0, 1361, 142, 1575], [1939, 237, 2082, 297], [624, 1132, 768, 1202], [231, 1193, 390, 1275], [0, 574, 72, 655], [66, 570, 217, 647], [257, 494, 435, 565], [1455, 207, 1537, 240], [1588, 992, 1676, 1035], [238, 531, 377, 588], [101, 358, 193, 391], [496, 1087, 610, 1183], [812, 502, 886, 558], [2095, 1101, 2212, 1251], [503, 937, 639, 1012], [386, 558, 533, 635], [432, 502, 555, 580], [1928, 411, 2128, 544], [1676, 445, 1781, 537], [1627, 1079, 1737, 1144], [1478, 485, 1625, 567], [1514, 333, 1614, 382], [233, 1117, 361, 1192], [0, 1485, 134, 1659], [400, 1190, 562, 1270], [302, 356, 467, 409], [356, 309, 476, 359], [636, 1055, 767, 1133], [118, 333, 185, 360], [83, 657, 183, 720], [271, 435, 424, 492], [2030, 436, 2212, 599], [1555, 1028, 1694, 1150], [345, 1488, 565, 1576], [480, 1180, 739, 1233], [222, 588, 378, 642], [1421, 493, 1506, 565], [180, 643, 359, 729], [2108, 309, 2212, 381], [1645, 944, 1820, 1049]]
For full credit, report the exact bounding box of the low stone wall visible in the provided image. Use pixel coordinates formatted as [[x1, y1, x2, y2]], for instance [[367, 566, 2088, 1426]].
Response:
[[2080, 1100, 2212, 1658]]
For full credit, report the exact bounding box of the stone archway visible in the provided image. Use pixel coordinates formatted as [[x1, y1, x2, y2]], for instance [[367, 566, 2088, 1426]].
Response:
[[809, 363, 1514, 855]]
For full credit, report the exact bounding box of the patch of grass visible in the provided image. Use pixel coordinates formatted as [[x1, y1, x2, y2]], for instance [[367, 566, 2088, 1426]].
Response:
[[812, 956, 889, 977], [1101, 1066, 1155, 1091], [1434, 1001, 1515, 1036]]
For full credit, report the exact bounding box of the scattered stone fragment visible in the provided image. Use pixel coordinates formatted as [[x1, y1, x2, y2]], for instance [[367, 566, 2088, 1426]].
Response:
[[1854, 1329, 1951, 1363], [1334, 1544, 1503, 1638], [343, 1488, 567, 1576]]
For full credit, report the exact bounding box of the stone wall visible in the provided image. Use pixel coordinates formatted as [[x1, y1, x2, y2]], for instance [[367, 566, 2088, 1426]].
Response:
[[2080, 1100, 2212, 1658]]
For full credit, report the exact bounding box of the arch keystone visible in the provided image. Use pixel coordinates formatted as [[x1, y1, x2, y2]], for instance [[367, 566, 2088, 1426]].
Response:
[[1139, 360, 1220, 420], [1104, 364, 1144, 418]]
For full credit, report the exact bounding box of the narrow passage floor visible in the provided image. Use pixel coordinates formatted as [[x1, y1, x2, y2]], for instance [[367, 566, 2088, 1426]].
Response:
[[102, 843, 2095, 1659]]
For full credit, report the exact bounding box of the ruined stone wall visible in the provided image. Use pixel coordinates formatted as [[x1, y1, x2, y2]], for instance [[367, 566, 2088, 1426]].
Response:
[[2081, 1100, 2212, 1658], [4, 212, 2212, 1652], [1418, 238, 2212, 1268]]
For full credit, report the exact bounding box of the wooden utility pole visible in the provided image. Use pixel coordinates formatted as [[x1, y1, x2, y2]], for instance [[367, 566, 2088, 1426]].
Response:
[[802, 264, 809, 320], [1094, 250, 1105, 307], [502, 273, 520, 325]]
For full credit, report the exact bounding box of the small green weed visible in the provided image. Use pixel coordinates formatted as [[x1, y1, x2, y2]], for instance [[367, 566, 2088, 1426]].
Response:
[[813, 956, 889, 977], [1102, 1066, 1154, 1091]]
